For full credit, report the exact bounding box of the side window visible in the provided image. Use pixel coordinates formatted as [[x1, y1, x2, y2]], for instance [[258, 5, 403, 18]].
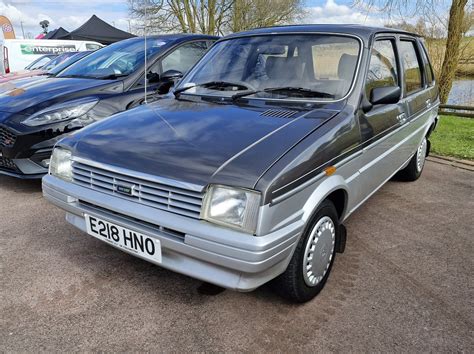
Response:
[[420, 43, 435, 85], [399, 40, 423, 95], [161, 41, 208, 74], [365, 39, 399, 99]]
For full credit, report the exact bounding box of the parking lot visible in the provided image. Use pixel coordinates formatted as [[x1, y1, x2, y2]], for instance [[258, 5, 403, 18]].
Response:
[[1, 160, 473, 352]]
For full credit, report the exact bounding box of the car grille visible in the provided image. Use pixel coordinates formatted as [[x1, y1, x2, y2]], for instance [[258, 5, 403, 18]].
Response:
[[72, 161, 203, 219], [0, 127, 17, 147], [0, 157, 19, 172]]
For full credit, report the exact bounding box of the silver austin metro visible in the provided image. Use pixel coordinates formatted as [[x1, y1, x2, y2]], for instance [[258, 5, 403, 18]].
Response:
[[42, 25, 439, 302]]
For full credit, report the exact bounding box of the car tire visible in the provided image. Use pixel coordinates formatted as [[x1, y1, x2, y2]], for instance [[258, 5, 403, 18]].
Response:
[[272, 199, 339, 303], [397, 136, 428, 181]]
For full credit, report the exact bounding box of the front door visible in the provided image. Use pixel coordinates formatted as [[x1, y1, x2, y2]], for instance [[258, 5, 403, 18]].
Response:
[[353, 36, 405, 206], [127, 41, 211, 106]]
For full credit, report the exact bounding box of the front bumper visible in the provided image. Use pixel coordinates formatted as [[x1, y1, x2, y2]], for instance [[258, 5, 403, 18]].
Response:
[[0, 155, 49, 178], [0, 119, 74, 178], [42, 175, 304, 291]]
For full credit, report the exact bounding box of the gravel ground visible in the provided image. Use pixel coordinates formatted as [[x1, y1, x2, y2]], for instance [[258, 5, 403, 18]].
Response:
[[1, 161, 473, 352]]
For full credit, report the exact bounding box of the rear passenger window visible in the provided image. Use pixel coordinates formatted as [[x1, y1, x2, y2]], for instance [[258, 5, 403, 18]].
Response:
[[399, 40, 423, 95], [365, 39, 399, 99]]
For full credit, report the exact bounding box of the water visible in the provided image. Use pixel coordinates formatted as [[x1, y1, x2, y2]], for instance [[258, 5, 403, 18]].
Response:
[[448, 79, 474, 106]]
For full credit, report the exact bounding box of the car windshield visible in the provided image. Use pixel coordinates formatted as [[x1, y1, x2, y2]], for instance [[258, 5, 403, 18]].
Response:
[[25, 55, 57, 70], [177, 34, 360, 101], [42, 52, 78, 71], [48, 51, 92, 76], [57, 38, 169, 79]]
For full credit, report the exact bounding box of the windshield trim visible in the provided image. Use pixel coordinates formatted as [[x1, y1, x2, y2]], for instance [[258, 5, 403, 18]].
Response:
[[175, 32, 364, 104]]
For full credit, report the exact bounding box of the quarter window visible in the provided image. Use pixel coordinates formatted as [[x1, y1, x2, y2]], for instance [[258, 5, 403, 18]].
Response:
[[161, 41, 208, 74], [420, 43, 435, 85], [399, 40, 423, 95], [365, 39, 399, 99]]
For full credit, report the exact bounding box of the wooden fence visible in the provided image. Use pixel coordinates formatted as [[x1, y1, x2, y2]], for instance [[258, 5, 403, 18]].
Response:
[[439, 104, 474, 118]]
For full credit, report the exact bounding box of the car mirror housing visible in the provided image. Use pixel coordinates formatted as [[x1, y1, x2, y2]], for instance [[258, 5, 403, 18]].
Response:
[[161, 69, 183, 82], [370, 86, 401, 106]]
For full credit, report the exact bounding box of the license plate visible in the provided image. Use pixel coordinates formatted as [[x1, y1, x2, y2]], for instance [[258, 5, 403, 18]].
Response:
[[85, 214, 162, 263]]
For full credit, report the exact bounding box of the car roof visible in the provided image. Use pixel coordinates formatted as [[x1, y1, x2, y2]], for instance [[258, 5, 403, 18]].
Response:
[[223, 24, 420, 41], [124, 33, 219, 44]]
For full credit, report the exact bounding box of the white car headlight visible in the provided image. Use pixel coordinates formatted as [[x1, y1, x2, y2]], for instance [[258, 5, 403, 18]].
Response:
[[201, 185, 261, 234], [22, 98, 98, 127], [49, 148, 73, 182]]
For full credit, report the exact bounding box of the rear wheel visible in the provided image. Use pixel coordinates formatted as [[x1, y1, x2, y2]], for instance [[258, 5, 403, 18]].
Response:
[[272, 200, 338, 303], [397, 136, 428, 181]]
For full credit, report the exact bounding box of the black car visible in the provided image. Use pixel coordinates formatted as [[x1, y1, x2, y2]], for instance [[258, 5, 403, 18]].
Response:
[[0, 34, 217, 178]]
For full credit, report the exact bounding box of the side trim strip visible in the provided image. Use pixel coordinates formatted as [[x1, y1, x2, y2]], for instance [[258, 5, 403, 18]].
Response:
[[271, 102, 438, 204]]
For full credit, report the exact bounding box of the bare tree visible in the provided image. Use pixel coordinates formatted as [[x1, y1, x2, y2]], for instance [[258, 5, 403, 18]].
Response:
[[129, 0, 304, 35], [129, 0, 234, 35], [355, 0, 470, 104], [230, 0, 304, 33], [437, 0, 469, 103]]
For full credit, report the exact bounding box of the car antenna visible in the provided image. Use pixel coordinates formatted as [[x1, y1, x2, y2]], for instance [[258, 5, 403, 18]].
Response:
[[143, 0, 148, 104]]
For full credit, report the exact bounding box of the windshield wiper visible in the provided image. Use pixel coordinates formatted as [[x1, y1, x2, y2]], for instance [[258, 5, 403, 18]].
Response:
[[57, 74, 91, 79], [96, 73, 129, 80], [174, 81, 249, 98], [231, 87, 335, 101], [263, 87, 334, 98]]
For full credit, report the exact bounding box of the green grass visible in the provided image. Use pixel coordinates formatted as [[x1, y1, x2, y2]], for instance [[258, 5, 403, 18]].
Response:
[[430, 115, 474, 160]]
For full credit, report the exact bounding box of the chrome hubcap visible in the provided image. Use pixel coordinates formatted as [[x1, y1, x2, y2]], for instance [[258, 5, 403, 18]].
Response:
[[303, 216, 336, 287], [416, 138, 427, 173]]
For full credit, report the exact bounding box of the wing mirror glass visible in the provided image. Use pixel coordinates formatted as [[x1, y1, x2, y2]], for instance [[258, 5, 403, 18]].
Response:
[[370, 86, 401, 105]]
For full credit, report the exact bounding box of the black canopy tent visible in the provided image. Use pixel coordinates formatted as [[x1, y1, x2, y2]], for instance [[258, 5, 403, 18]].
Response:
[[44, 27, 69, 39], [58, 15, 135, 45]]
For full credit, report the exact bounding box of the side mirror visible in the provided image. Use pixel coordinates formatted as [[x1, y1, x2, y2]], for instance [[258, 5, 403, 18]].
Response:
[[370, 86, 401, 105], [161, 69, 183, 82]]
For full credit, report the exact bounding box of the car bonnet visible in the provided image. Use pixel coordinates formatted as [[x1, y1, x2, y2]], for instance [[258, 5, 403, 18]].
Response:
[[63, 98, 342, 189]]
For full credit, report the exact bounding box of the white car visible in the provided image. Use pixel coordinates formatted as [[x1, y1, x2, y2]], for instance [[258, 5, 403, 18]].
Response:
[[0, 39, 103, 74]]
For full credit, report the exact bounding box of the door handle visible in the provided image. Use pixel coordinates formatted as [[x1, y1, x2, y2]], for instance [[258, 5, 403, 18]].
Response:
[[397, 113, 407, 124], [426, 99, 432, 108]]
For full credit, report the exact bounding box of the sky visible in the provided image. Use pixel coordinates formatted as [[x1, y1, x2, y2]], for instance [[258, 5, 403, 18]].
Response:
[[0, 0, 404, 39]]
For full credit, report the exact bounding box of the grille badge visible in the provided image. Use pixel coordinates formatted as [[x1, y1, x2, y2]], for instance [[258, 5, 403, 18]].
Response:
[[115, 184, 136, 196]]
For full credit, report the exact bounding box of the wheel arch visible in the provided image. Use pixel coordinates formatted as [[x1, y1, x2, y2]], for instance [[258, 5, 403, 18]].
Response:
[[302, 174, 349, 224]]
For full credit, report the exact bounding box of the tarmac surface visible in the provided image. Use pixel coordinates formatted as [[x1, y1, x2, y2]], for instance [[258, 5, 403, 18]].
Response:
[[1, 161, 473, 352]]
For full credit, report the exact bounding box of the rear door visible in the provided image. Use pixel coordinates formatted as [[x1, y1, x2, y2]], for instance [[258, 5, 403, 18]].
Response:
[[397, 37, 434, 157]]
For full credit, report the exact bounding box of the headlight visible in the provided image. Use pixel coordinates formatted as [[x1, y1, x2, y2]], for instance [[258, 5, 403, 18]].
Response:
[[22, 98, 98, 127], [201, 185, 261, 233], [49, 148, 72, 182]]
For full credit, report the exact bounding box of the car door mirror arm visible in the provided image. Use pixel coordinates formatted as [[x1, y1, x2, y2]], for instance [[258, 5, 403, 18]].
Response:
[[360, 93, 373, 113]]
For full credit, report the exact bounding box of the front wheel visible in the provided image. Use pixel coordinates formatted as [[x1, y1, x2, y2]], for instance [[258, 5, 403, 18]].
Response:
[[272, 200, 339, 303], [397, 136, 428, 181]]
